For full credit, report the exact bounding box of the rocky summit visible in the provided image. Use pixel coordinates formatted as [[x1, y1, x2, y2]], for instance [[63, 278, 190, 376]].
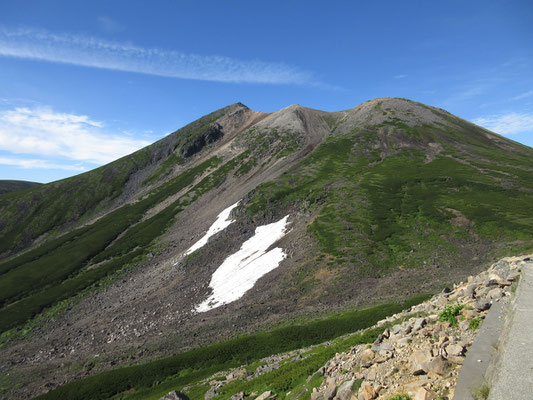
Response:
[[1, 98, 533, 399]]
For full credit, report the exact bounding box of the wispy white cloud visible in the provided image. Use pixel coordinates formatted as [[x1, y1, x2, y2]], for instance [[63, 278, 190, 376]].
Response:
[[0, 156, 87, 171], [97, 16, 125, 34], [508, 90, 533, 101], [438, 84, 489, 108], [0, 106, 151, 164], [394, 74, 407, 79], [0, 27, 313, 85], [472, 112, 533, 135]]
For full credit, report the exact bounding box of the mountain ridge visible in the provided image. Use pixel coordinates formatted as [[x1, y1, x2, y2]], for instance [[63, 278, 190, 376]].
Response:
[[1, 97, 533, 399]]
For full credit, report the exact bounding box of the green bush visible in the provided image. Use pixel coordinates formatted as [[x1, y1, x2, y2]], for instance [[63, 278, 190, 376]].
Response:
[[469, 317, 482, 331], [352, 379, 363, 392], [438, 304, 464, 327]]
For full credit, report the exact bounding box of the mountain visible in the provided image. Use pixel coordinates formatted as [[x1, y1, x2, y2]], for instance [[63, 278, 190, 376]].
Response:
[[0, 179, 41, 195], [1, 98, 532, 399]]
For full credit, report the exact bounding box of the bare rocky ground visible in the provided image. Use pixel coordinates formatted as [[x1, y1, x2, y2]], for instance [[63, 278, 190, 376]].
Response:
[[309, 255, 526, 400], [160, 255, 529, 400]]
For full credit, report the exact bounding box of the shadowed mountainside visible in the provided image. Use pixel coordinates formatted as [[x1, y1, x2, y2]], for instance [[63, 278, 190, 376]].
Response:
[[0, 180, 41, 195]]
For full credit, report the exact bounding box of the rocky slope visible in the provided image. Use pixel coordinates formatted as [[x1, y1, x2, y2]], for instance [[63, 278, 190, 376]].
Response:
[[157, 255, 528, 400], [309, 255, 525, 400], [1, 98, 533, 398]]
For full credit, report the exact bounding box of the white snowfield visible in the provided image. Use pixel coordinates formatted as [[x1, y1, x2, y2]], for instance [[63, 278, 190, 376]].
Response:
[[196, 215, 291, 313], [184, 201, 240, 256]]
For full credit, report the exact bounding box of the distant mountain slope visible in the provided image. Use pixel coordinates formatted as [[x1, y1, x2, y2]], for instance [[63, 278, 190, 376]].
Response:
[[0, 103, 263, 256], [1, 98, 533, 399], [0, 179, 41, 194]]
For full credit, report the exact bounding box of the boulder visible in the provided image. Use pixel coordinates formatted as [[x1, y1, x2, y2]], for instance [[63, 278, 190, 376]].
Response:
[[358, 382, 379, 400], [487, 287, 504, 300], [360, 349, 375, 367], [255, 391, 272, 400], [414, 387, 438, 400], [334, 380, 356, 400], [323, 383, 337, 400], [413, 318, 427, 331], [507, 271, 520, 281], [459, 320, 470, 331], [160, 391, 188, 400], [410, 349, 432, 375], [464, 284, 476, 299], [475, 300, 491, 312], [205, 388, 217, 400], [370, 343, 393, 353], [366, 367, 377, 381], [396, 337, 411, 347], [390, 325, 402, 336], [311, 391, 324, 400], [445, 344, 464, 357], [447, 355, 465, 365], [420, 356, 450, 376]]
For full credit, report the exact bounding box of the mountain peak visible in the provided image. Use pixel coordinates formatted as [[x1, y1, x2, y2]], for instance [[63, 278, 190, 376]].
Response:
[[3, 97, 533, 399]]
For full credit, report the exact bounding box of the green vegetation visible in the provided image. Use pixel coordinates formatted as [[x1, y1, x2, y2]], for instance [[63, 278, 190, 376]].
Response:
[[37, 294, 429, 400], [0, 103, 239, 258], [0, 154, 237, 332], [234, 157, 257, 177], [352, 379, 363, 393], [438, 304, 464, 327], [0, 180, 41, 195], [469, 317, 482, 331], [386, 394, 412, 400], [211, 330, 381, 400], [472, 384, 490, 400], [236, 127, 302, 160], [0, 250, 144, 332], [143, 153, 185, 185], [0, 147, 152, 256], [246, 119, 533, 281]]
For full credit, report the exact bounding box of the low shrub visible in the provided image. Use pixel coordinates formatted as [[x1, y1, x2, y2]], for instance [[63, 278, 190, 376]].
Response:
[[438, 303, 464, 327]]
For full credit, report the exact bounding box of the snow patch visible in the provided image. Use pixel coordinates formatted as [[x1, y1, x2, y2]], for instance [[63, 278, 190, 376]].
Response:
[[196, 215, 290, 312], [184, 201, 240, 256]]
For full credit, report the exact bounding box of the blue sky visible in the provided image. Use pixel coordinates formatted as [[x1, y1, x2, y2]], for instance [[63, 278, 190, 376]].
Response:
[[0, 0, 532, 183]]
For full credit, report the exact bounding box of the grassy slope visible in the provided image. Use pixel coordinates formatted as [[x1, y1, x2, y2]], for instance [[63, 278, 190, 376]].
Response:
[[0, 104, 249, 333], [36, 294, 429, 400], [0, 150, 261, 333], [0, 148, 153, 256], [246, 116, 533, 287], [0, 104, 238, 258], [0, 180, 41, 195]]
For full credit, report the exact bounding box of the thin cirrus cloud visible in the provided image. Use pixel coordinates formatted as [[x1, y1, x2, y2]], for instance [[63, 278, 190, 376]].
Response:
[[508, 90, 533, 102], [97, 16, 125, 34], [0, 27, 314, 85], [473, 112, 533, 135], [0, 156, 87, 171], [0, 106, 151, 166]]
